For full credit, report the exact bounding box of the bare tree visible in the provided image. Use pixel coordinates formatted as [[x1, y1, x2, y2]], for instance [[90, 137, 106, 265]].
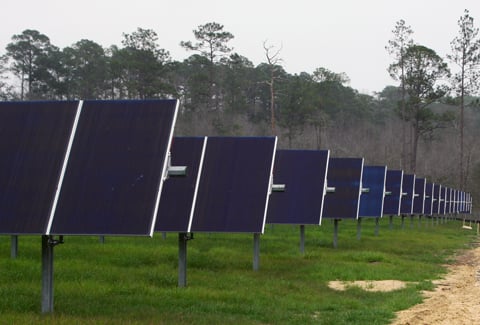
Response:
[[263, 41, 283, 136]]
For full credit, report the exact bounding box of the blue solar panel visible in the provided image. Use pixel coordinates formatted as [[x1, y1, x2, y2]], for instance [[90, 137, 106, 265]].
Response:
[[400, 174, 415, 214], [266, 149, 330, 225], [323, 158, 363, 219], [189, 137, 277, 233], [155, 137, 206, 232], [432, 184, 440, 214], [49, 100, 178, 236], [413, 178, 426, 214], [439, 186, 447, 215], [445, 188, 451, 214], [359, 166, 386, 217], [383, 170, 403, 215], [0, 101, 79, 235], [424, 183, 433, 215]]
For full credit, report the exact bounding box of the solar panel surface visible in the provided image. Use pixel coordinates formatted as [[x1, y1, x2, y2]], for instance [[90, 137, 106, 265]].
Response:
[[358, 166, 386, 217], [266, 149, 329, 225], [189, 137, 276, 233], [400, 174, 415, 214], [413, 178, 426, 214], [155, 137, 206, 232], [49, 100, 178, 236], [322, 158, 363, 219], [424, 183, 434, 215], [432, 184, 440, 214], [0, 101, 79, 234], [383, 170, 403, 215]]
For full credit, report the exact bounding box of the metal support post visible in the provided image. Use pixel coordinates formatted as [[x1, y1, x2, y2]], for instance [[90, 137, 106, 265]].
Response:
[[299, 225, 305, 254], [178, 232, 193, 287], [356, 218, 362, 240], [11, 235, 18, 259], [375, 218, 380, 236], [333, 219, 339, 248], [253, 233, 260, 271]]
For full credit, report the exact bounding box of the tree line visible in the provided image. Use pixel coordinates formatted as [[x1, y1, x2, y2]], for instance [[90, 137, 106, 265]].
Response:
[[0, 14, 480, 210]]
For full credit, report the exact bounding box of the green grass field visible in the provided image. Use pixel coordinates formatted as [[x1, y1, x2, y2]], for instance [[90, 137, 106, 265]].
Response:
[[0, 217, 475, 324]]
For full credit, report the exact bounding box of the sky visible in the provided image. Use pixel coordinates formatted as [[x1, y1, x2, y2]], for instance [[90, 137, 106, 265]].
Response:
[[1, 0, 479, 94]]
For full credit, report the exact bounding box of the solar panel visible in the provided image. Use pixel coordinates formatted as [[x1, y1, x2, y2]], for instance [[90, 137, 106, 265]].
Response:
[[155, 137, 206, 232], [424, 183, 434, 215], [432, 184, 441, 214], [323, 157, 364, 219], [439, 186, 447, 215], [358, 166, 386, 217], [0, 101, 80, 235], [48, 100, 178, 236], [445, 188, 451, 214], [189, 137, 277, 233], [266, 149, 330, 225], [383, 170, 403, 215], [400, 174, 415, 214], [412, 178, 426, 214]]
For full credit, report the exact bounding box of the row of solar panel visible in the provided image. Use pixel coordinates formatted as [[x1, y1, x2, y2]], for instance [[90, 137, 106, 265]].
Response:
[[0, 100, 472, 237]]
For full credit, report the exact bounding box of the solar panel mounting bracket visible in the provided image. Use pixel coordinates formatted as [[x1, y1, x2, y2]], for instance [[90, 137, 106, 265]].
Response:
[[165, 152, 187, 178], [325, 186, 336, 193], [385, 191, 392, 196], [271, 184, 286, 192], [361, 188, 370, 193], [47, 235, 64, 247]]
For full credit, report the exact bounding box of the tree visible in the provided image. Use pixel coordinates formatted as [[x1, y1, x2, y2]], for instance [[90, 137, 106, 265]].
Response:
[[181, 22, 234, 110], [447, 9, 480, 189], [5, 29, 56, 99], [263, 41, 283, 135], [0, 55, 15, 100], [387, 20, 414, 169], [117, 28, 172, 99], [63, 39, 108, 99], [400, 45, 451, 172]]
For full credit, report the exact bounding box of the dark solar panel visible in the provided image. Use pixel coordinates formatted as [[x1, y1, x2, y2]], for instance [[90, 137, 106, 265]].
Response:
[[358, 166, 386, 217], [439, 186, 447, 215], [432, 184, 440, 214], [400, 174, 415, 214], [266, 149, 329, 225], [445, 188, 451, 214], [424, 183, 434, 215], [323, 158, 363, 219], [189, 137, 276, 233], [383, 170, 403, 215], [155, 137, 206, 232], [49, 100, 178, 236], [412, 178, 426, 214], [0, 101, 80, 235]]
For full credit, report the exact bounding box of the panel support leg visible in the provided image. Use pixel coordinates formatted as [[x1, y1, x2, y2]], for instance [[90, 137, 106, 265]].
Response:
[[375, 218, 380, 236], [356, 218, 362, 241], [410, 215, 414, 229], [333, 219, 339, 249], [99, 236, 105, 244], [389, 215, 393, 230], [11, 235, 18, 259], [178, 233, 192, 287], [401, 215, 405, 229], [253, 233, 260, 271], [299, 225, 305, 254], [41, 235, 63, 314]]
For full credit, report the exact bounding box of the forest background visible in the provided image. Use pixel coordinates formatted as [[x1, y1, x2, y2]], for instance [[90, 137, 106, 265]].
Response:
[[0, 12, 479, 212]]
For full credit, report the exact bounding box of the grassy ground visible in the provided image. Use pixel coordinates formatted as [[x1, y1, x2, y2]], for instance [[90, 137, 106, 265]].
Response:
[[0, 217, 475, 324]]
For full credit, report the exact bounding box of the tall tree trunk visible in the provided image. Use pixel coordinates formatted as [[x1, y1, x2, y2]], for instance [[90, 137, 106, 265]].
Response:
[[460, 68, 465, 190]]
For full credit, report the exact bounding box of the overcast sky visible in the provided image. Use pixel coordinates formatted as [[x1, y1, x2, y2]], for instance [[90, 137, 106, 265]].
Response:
[[1, 0, 479, 94]]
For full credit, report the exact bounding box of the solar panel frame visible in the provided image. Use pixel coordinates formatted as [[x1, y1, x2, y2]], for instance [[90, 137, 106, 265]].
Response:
[[432, 184, 441, 214], [445, 188, 451, 214], [155, 137, 207, 232], [266, 149, 330, 225], [439, 186, 447, 215], [424, 183, 434, 215], [48, 99, 179, 236], [0, 101, 80, 235], [412, 178, 426, 215], [358, 165, 387, 218], [189, 136, 277, 233], [322, 157, 364, 220], [400, 174, 415, 215], [383, 170, 403, 216]]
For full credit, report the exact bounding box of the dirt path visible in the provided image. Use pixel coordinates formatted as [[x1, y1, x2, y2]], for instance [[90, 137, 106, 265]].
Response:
[[391, 245, 480, 325]]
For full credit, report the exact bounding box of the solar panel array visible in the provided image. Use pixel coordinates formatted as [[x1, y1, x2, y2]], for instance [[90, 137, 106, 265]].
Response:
[[1, 99, 474, 314]]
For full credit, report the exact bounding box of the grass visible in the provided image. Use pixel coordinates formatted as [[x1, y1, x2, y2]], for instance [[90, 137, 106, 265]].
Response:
[[0, 217, 475, 324]]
